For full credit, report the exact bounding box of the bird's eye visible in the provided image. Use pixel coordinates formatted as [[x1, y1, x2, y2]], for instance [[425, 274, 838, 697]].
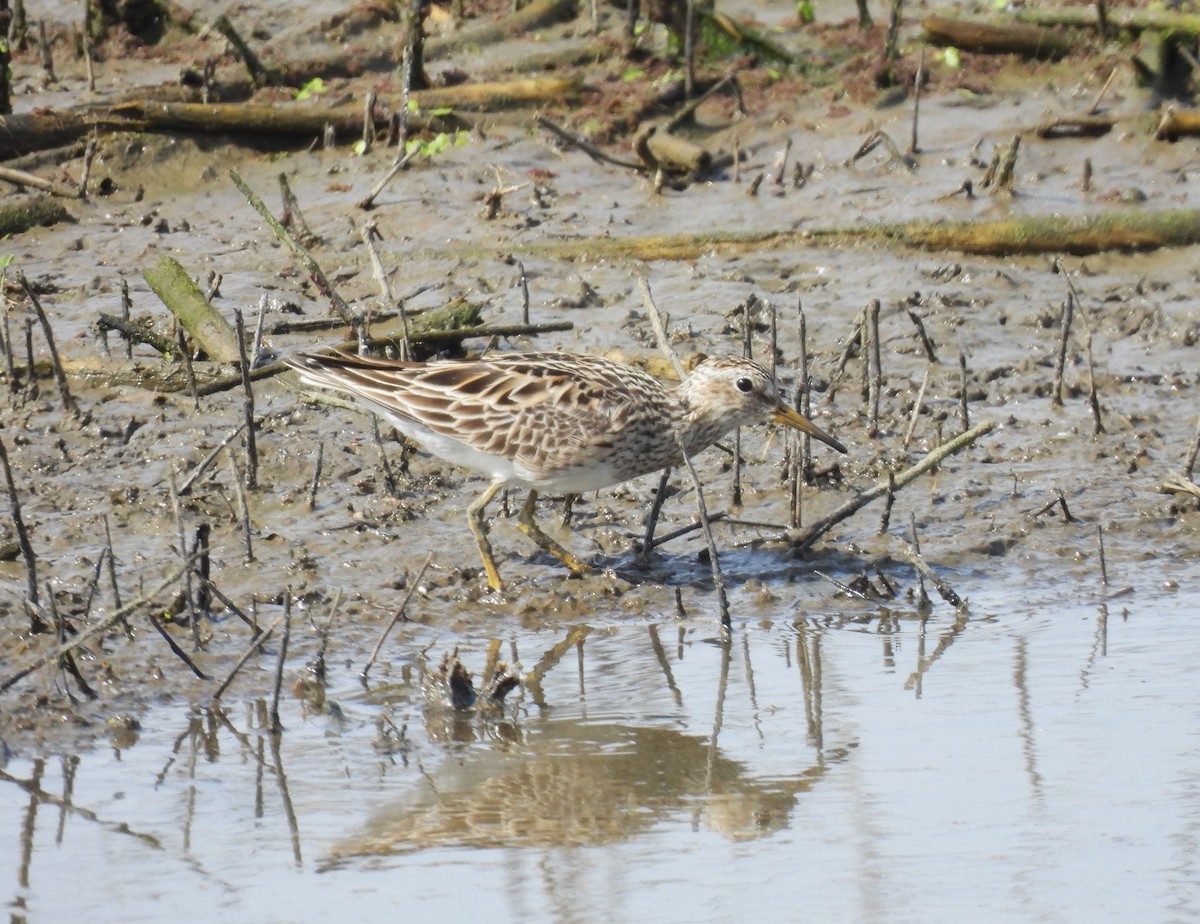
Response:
[[736, 377, 754, 393]]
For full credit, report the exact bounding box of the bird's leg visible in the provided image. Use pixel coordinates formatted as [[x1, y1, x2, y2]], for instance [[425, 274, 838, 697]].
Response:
[[467, 480, 506, 591], [516, 490, 592, 576]]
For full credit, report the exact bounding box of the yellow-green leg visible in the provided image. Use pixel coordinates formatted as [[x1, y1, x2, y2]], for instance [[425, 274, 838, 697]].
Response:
[[467, 480, 506, 591], [516, 490, 591, 576]]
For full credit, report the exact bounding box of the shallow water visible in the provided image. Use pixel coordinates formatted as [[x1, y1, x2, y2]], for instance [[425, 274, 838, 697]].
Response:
[[5, 574, 1197, 923]]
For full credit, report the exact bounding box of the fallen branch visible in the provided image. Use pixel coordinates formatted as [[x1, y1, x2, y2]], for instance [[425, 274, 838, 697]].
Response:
[[142, 256, 242, 363], [787, 420, 995, 552], [922, 14, 1078, 59], [409, 206, 1200, 262], [0, 194, 74, 235]]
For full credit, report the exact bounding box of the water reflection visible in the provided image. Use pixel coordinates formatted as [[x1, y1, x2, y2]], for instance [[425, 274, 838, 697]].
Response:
[[331, 624, 844, 861]]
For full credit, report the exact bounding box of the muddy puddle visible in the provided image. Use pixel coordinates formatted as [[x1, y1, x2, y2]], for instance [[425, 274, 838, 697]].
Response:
[[2, 0, 1200, 920]]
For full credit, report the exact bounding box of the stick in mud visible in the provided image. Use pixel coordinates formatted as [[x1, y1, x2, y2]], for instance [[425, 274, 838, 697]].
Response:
[[1082, 158, 1092, 194], [897, 538, 965, 610], [176, 324, 199, 411], [278, 173, 319, 248], [1185, 413, 1200, 479], [518, 260, 530, 325], [19, 273, 77, 415], [0, 559, 194, 693], [48, 587, 97, 700], [178, 421, 246, 495], [168, 473, 201, 650], [906, 306, 938, 362], [1051, 291, 1074, 407], [866, 299, 882, 437], [1096, 524, 1109, 586], [909, 512, 931, 608], [790, 420, 995, 552], [226, 451, 254, 564], [903, 367, 930, 449], [910, 46, 925, 155], [233, 308, 259, 490], [307, 440, 325, 511], [79, 135, 96, 198], [370, 414, 399, 497], [230, 170, 356, 325], [0, 435, 43, 629], [362, 551, 433, 679], [1, 293, 15, 389], [101, 514, 132, 636], [120, 278, 133, 359], [827, 308, 864, 403], [640, 467, 674, 562], [879, 472, 896, 534], [958, 351, 970, 432], [147, 611, 212, 680], [211, 612, 285, 702], [269, 593, 292, 733]]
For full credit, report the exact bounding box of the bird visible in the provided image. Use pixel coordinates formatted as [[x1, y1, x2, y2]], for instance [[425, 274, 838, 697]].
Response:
[[286, 349, 846, 591]]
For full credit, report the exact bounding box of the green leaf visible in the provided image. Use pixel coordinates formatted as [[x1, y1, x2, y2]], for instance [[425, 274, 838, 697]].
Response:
[[942, 47, 961, 68], [295, 77, 327, 101], [796, 1, 815, 23]]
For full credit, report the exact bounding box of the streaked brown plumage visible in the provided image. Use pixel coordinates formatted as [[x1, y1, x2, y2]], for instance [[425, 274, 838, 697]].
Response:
[[287, 350, 845, 590]]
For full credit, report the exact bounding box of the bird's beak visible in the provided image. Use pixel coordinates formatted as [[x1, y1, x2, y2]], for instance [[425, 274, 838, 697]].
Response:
[[773, 404, 847, 454]]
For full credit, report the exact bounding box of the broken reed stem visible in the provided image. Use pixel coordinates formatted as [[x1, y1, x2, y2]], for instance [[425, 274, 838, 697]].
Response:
[[361, 220, 408, 357], [101, 513, 130, 634], [0, 558, 194, 693], [269, 593, 292, 733], [278, 173, 318, 248], [897, 537, 965, 609], [212, 612, 286, 701], [909, 511, 930, 608], [866, 298, 882, 437], [1051, 291, 1074, 408], [517, 260, 531, 326], [879, 472, 896, 534], [49, 586, 96, 700], [637, 276, 687, 379], [733, 296, 754, 507], [2, 292, 16, 390], [370, 414, 399, 496], [361, 551, 433, 678], [307, 440, 325, 511], [675, 431, 731, 633], [958, 351, 970, 432], [1185, 413, 1200, 479], [903, 367, 930, 449], [18, 273, 77, 415], [827, 309, 864, 404], [168, 473, 201, 650], [798, 300, 814, 486], [790, 420, 995, 552], [1083, 325, 1104, 435], [1096, 524, 1109, 585], [226, 451, 255, 564], [1055, 259, 1104, 433], [178, 422, 247, 495], [176, 325, 200, 411], [358, 147, 418, 211], [0, 435, 42, 627], [641, 466, 674, 562], [910, 46, 924, 155], [119, 278, 134, 359], [148, 612, 212, 680], [229, 169, 356, 324], [233, 309, 259, 490], [906, 307, 938, 361]]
